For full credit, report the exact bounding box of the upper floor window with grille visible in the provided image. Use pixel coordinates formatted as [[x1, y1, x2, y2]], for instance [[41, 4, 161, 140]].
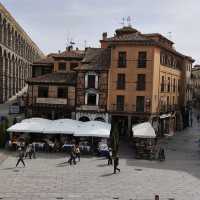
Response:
[[57, 87, 67, 98], [38, 86, 48, 98], [116, 95, 124, 111], [117, 74, 125, 89], [58, 62, 66, 71], [88, 75, 96, 88], [161, 76, 165, 92], [138, 51, 147, 68], [137, 74, 146, 91], [118, 52, 126, 68]]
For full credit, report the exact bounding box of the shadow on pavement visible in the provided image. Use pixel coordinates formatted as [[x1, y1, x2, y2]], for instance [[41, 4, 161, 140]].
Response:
[[97, 163, 108, 167], [0, 167, 15, 170], [100, 172, 114, 177]]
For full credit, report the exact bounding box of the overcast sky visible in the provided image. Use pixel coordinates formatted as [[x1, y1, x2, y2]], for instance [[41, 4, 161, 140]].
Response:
[[1, 0, 200, 64]]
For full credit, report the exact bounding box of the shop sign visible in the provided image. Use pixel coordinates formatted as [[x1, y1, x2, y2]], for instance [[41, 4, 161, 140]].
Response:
[[36, 98, 67, 105]]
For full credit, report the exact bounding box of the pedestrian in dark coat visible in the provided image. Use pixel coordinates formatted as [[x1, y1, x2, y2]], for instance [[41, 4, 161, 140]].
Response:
[[113, 156, 120, 174], [68, 146, 76, 165], [158, 148, 165, 161], [197, 114, 200, 123], [107, 148, 112, 165], [16, 148, 25, 167]]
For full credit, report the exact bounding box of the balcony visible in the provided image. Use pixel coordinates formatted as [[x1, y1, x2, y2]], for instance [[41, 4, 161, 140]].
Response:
[[110, 104, 150, 113], [76, 104, 106, 112], [160, 104, 179, 113], [110, 104, 128, 112]]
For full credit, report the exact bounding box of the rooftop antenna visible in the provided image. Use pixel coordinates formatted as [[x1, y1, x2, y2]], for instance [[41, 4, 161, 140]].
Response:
[[167, 32, 172, 40], [127, 16, 131, 27], [84, 40, 87, 48], [121, 17, 125, 27]]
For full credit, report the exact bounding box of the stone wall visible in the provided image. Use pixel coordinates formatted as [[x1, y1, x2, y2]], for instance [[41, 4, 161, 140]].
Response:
[[0, 3, 44, 103]]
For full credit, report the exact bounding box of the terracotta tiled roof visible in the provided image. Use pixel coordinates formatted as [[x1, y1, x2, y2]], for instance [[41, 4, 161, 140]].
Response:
[[74, 48, 111, 71], [52, 50, 85, 59], [103, 32, 149, 42], [33, 57, 54, 65], [27, 72, 76, 85]]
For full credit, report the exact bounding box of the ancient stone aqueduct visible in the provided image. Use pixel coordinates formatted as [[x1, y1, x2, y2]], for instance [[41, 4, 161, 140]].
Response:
[[0, 3, 44, 103]]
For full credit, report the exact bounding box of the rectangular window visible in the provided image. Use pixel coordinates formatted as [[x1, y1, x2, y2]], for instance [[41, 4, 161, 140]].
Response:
[[118, 52, 126, 68], [173, 78, 176, 92], [161, 76, 165, 92], [137, 74, 146, 91], [42, 67, 52, 75], [88, 75, 96, 88], [167, 96, 169, 105], [178, 80, 180, 92], [58, 62, 66, 71], [117, 74, 125, 89], [87, 93, 96, 105], [38, 86, 48, 98], [136, 96, 145, 112], [116, 95, 124, 111], [70, 62, 78, 70], [57, 87, 67, 98], [167, 77, 170, 92], [138, 51, 147, 68]]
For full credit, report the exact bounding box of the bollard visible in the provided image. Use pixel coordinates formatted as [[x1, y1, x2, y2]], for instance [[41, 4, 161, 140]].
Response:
[[155, 195, 159, 200]]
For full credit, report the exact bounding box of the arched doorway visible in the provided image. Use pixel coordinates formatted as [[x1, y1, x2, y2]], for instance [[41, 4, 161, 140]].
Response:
[[79, 116, 90, 122], [94, 117, 105, 122]]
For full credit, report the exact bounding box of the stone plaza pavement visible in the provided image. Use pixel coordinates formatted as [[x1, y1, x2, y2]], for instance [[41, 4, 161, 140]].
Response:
[[1, 124, 200, 199]]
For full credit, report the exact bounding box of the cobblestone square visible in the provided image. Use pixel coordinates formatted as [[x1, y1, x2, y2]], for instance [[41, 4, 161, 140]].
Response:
[[1, 125, 200, 200]]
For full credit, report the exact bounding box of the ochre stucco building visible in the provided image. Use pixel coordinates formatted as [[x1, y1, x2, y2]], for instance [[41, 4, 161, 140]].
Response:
[[99, 26, 194, 136]]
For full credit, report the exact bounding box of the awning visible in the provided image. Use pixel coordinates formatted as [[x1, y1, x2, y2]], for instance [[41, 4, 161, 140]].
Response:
[[7, 118, 111, 138], [132, 122, 156, 138], [74, 121, 111, 138]]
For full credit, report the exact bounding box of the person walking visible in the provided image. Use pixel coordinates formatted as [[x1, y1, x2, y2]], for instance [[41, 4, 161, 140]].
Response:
[[113, 156, 120, 174], [197, 114, 200, 123], [107, 148, 112, 165], [16, 147, 25, 167], [68, 146, 76, 165], [25, 144, 32, 159], [32, 142, 36, 159], [190, 117, 193, 127], [158, 147, 165, 161], [75, 144, 80, 162]]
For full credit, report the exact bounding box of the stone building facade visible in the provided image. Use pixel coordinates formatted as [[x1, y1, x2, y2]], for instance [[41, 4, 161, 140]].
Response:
[[26, 48, 84, 119], [192, 65, 200, 107], [0, 3, 44, 103], [75, 48, 110, 122]]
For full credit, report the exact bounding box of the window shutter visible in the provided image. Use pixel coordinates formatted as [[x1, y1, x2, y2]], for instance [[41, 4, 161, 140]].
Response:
[[95, 75, 98, 89], [85, 93, 88, 105], [96, 93, 99, 106], [85, 74, 88, 88]]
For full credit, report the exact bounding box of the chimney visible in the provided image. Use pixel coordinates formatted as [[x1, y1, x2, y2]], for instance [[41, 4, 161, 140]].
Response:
[[102, 32, 107, 40], [67, 45, 73, 51]]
